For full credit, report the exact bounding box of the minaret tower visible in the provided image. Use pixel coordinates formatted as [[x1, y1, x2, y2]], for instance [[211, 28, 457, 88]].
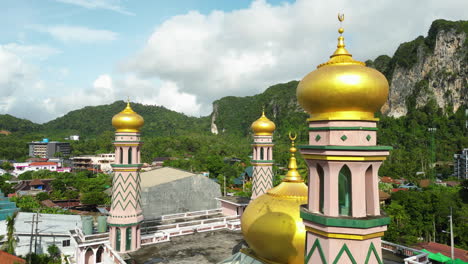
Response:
[[250, 110, 276, 199], [108, 101, 144, 253], [297, 15, 392, 263]]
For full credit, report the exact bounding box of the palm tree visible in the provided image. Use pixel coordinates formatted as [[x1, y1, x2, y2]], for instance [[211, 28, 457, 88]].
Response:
[[4, 211, 17, 255]]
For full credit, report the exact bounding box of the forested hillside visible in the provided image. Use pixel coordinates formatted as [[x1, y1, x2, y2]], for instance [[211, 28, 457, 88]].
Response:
[[0, 19, 467, 181]]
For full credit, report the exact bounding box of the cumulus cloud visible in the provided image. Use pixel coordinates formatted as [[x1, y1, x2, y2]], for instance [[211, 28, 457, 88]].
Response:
[[2, 43, 61, 61], [55, 0, 134, 15], [32, 25, 118, 43], [123, 0, 467, 116]]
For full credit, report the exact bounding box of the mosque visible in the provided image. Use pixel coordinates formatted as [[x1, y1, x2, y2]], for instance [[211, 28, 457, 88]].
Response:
[[71, 15, 431, 264]]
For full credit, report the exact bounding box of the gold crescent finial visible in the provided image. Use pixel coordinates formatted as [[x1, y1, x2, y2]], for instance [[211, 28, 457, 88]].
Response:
[[338, 13, 344, 22], [288, 132, 297, 141]]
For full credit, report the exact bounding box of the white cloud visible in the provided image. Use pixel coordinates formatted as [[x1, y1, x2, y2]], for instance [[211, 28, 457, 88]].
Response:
[[33, 25, 118, 43], [55, 0, 134, 15], [2, 43, 61, 61], [123, 0, 467, 116]]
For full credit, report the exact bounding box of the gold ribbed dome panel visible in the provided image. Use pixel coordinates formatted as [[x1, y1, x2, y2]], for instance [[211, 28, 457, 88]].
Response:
[[112, 102, 144, 132], [241, 135, 307, 264], [296, 16, 389, 121], [251, 111, 276, 136]]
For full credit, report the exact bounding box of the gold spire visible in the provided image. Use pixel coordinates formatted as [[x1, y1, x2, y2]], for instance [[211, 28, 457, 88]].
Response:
[[283, 132, 303, 183], [296, 14, 389, 121], [112, 101, 145, 132], [318, 13, 364, 68]]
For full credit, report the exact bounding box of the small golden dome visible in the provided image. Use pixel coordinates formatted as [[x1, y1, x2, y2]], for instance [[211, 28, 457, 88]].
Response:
[[112, 102, 144, 133], [241, 134, 307, 264], [297, 16, 389, 121], [251, 111, 276, 136]]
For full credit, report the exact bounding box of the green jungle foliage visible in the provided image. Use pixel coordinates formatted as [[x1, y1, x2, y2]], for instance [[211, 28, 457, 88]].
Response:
[[384, 183, 468, 250]]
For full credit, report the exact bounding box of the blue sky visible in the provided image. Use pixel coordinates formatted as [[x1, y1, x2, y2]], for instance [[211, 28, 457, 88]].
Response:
[[1, 0, 466, 123]]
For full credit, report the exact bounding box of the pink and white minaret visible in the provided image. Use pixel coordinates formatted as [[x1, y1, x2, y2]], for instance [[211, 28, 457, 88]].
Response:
[[108, 102, 144, 253], [250, 111, 276, 199]]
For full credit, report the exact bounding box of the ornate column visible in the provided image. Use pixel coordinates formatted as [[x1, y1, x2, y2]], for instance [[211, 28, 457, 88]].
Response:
[[297, 15, 391, 264], [108, 102, 144, 253], [250, 111, 276, 199]]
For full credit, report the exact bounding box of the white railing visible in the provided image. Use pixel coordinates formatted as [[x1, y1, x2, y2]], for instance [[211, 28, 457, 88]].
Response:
[[160, 208, 222, 221], [104, 243, 126, 264], [382, 240, 430, 264], [140, 215, 241, 246]]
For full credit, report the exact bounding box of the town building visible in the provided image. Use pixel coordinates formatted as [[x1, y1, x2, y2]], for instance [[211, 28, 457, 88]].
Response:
[[70, 135, 80, 141], [12, 212, 82, 257], [454, 148, 468, 179], [12, 161, 71, 175], [28, 139, 71, 158], [13, 179, 53, 196], [0, 191, 17, 220], [71, 153, 115, 173]]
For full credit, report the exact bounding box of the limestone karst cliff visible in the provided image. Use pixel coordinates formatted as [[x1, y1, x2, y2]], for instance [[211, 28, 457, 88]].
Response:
[[368, 19, 468, 117]]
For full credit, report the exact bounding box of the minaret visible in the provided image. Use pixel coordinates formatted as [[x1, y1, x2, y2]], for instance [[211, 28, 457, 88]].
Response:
[[297, 15, 392, 263], [108, 101, 144, 253], [250, 110, 276, 199]]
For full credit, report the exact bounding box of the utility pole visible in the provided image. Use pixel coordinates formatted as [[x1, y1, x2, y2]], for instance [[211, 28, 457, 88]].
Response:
[[449, 207, 454, 261], [26, 214, 35, 263], [224, 175, 226, 196], [33, 211, 42, 254]]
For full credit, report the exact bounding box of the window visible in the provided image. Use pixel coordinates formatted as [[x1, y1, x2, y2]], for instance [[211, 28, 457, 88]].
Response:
[[62, 240, 70, 247], [116, 228, 121, 251], [126, 228, 132, 251], [128, 147, 132, 164], [119, 147, 123, 164], [317, 164, 324, 214], [338, 165, 352, 216]]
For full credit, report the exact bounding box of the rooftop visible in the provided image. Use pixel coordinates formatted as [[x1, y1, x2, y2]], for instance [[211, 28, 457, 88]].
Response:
[[128, 230, 244, 264], [140, 167, 198, 188]]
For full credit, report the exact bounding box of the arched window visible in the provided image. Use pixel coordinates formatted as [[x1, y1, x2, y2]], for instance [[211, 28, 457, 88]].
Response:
[[260, 147, 264, 160], [116, 228, 121, 251], [317, 164, 325, 214], [338, 165, 352, 216], [365, 165, 373, 215], [128, 147, 132, 165], [84, 248, 93, 264], [96, 246, 104, 263], [119, 147, 123, 164], [126, 228, 132, 251], [136, 147, 140, 163]]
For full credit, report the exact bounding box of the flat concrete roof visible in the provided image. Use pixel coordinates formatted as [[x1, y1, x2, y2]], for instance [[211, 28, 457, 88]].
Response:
[[15, 212, 82, 235], [140, 167, 198, 188], [128, 230, 244, 264]]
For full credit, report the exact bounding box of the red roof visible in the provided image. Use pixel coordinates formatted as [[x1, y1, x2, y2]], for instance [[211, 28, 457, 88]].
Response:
[[29, 179, 45, 186], [29, 162, 57, 166], [415, 242, 468, 262], [392, 188, 409, 192], [0, 250, 26, 264]]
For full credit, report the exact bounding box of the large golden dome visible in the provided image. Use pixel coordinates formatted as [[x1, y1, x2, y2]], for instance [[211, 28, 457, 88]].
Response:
[[241, 135, 307, 264], [297, 18, 389, 121], [112, 102, 144, 133], [251, 111, 276, 136]]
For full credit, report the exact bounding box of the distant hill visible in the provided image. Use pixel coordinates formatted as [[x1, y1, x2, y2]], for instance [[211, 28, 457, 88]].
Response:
[[41, 101, 211, 137], [0, 114, 40, 133]]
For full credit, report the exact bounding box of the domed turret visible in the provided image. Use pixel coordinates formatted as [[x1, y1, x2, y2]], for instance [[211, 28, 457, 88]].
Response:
[[251, 110, 276, 136], [241, 134, 307, 264], [296, 20, 389, 121], [112, 101, 144, 133]]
